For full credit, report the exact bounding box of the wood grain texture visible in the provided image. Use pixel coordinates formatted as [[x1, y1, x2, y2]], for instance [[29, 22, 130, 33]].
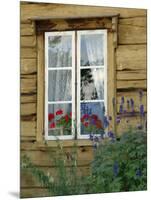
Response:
[[21, 140, 94, 150], [117, 80, 147, 89], [37, 33, 44, 142], [119, 17, 146, 27], [36, 18, 112, 33], [117, 70, 146, 80], [21, 3, 146, 21], [20, 22, 35, 36], [107, 32, 116, 132], [21, 58, 37, 74], [20, 103, 36, 116], [118, 24, 146, 44], [21, 48, 37, 58], [21, 121, 36, 137], [116, 45, 146, 71], [21, 94, 37, 103], [21, 146, 93, 167], [21, 36, 36, 47], [21, 75, 37, 94]]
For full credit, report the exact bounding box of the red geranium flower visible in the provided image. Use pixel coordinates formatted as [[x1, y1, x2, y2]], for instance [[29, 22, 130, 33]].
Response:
[[91, 114, 98, 121], [64, 114, 69, 123], [70, 112, 72, 117], [56, 109, 63, 115], [49, 122, 55, 128], [83, 122, 89, 127], [82, 114, 89, 119], [48, 113, 54, 121]]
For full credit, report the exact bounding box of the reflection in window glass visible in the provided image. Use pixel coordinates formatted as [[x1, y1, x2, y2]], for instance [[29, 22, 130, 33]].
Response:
[[48, 104, 72, 136], [48, 70, 72, 102], [81, 68, 104, 100], [80, 102, 105, 135], [48, 35, 72, 67], [80, 34, 104, 66]]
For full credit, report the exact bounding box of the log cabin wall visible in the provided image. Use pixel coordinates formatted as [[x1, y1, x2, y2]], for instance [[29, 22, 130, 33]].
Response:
[[20, 2, 147, 198]]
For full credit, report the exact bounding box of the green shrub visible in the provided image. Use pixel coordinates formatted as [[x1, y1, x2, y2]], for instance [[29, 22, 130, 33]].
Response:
[[86, 129, 147, 193]]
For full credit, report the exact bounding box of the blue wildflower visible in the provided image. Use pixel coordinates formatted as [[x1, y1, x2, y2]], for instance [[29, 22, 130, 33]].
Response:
[[136, 124, 143, 130], [113, 161, 119, 176], [119, 104, 123, 114], [107, 131, 115, 139], [121, 96, 124, 104], [136, 169, 142, 177], [123, 109, 127, 114], [116, 117, 121, 124], [140, 104, 145, 117], [130, 98, 134, 108], [89, 134, 94, 141], [103, 116, 109, 128]]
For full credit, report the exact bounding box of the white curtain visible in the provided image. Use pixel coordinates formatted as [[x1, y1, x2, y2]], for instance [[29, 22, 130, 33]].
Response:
[[48, 36, 72, 114], [84, 35, 104, 100]]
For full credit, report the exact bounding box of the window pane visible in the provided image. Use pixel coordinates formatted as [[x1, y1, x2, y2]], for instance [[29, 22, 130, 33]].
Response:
[[48, 35, 72, 68], [80, 34, 104, 66], [80, 102, 105, 135], [48, 70, 72, 101], [48, 103, 72, 136], [81, 68, 104, 100]]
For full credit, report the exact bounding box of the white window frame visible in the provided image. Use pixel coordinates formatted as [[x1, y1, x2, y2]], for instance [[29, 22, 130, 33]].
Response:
[[45, 31, 75, 140], [45, 30, 107, 140], [77, 30, 107, 139]]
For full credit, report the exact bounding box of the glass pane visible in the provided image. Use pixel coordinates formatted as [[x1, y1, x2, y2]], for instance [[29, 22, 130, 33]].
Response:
[[48, 103, 72, 136], [80, 102, 105, 135], [48, 70, 72, 102], [48, 35, 72, 68], [80, 34, 104, 66], [81, 68, 104, 100]]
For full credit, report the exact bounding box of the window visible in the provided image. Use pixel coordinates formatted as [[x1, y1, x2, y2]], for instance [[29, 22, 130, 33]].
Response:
[[45, 30, 107, 140]]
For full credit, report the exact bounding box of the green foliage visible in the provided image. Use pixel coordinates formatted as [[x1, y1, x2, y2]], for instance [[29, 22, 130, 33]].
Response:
[[21, 141, 85, 196], [86, 129, 147, 193]]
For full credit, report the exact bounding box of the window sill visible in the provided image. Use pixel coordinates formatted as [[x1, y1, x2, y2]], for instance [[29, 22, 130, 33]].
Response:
[[36, 139, 93, 148]]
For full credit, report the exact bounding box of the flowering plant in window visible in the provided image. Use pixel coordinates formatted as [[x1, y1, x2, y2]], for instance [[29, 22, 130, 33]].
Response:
[[48, 109, 72, 135]]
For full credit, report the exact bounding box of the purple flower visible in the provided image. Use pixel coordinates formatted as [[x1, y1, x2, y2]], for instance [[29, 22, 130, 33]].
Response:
[[136, 169, 142, 177], [136, 124, 143, 130], [89, 134, 94, 141], [121, 96, 124, 104], [113, 161, 119, 176], [119, 104, 123, 114], [116, 117, 121, 124], [103, 116, 109, 128], [123, 109, 127, 114], [130, 98, 134, 108], [140, 104, 145, 117], [108, 131, 114, 138]]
